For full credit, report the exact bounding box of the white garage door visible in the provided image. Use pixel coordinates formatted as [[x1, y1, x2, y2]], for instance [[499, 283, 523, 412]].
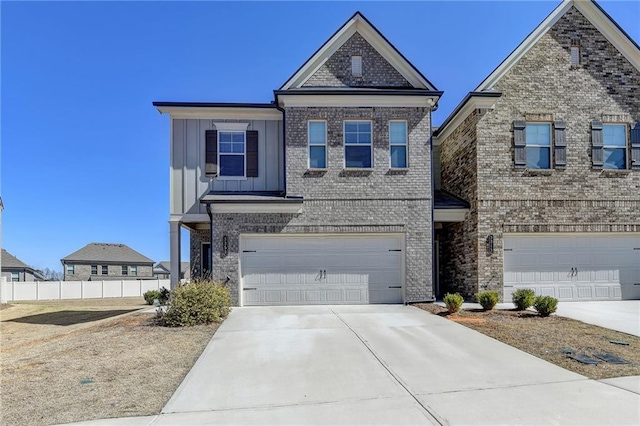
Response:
[[240, 234, 404, 306], [503, 234, 640, 301]]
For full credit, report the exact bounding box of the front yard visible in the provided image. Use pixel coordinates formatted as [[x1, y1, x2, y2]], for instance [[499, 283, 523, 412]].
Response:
[[0, 298, 219, 426]]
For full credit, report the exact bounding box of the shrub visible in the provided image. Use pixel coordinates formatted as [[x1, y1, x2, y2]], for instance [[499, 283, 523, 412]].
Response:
[[533, 295, 558, 317], [512, 288, 535, 311], [162, 280, 231, 327], [143, 290, 161, 305], [476, 291, 500, 311], [443, 292, 464, 313], [159, 287, 171, 305]]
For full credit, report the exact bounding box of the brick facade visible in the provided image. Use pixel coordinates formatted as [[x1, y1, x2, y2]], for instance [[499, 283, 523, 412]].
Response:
[[438, 6, 640, 299], [64, 264, 153, 281]]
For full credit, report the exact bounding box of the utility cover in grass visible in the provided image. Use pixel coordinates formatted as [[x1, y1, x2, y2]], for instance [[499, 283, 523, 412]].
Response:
[[567, 354, 599, 365], [594, 353, 630, 364]]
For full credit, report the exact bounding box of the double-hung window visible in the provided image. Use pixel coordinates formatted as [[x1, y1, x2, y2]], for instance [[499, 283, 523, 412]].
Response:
[[122, 266, 128, 276], [602, 124, 627, 169], [66, 264, 74, 275], [102, 265, 108, 275], [130, 266, 138, 277], [219, 131, 246, 177], [525, 123, 552, 169], [389, 121, 408, 168], [11, 272, 19, 282], [308, 121, 327, 169], [91, 265, 98, 275], [344, 121, 372, 168]]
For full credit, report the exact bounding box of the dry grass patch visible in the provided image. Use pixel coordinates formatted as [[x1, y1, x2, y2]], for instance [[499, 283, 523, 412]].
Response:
[[1, 299, 220, 426], [414, 303, 640, 380]]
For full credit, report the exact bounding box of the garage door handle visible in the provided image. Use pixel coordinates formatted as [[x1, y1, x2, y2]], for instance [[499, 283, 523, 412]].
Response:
[[389, 286, 402, 289], [244, 288, 257, 291]]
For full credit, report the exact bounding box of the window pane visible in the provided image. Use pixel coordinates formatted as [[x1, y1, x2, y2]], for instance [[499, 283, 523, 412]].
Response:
[[603, 148, 626, 169], [391, 146, 407, 168], [390, 122, 407, 144], [310, 146, 326, 168], [346, 146, 371, 168], [232, 142, 244, 154], [345, 132, 358, 143], [526, 123, 551, 146], [526, 147, 550, 169], [603, 125, 626, 147], [102, 265, 108, 275], [358, 122, 371, 133], [219, 142, 232, 153], [358, 131, 371, 144], [232, 132, 245, 143], [309, 122, 326, 144], [345, 122, 358, 133], [220, 155, 245, 176], [219, 133, 232, 142]]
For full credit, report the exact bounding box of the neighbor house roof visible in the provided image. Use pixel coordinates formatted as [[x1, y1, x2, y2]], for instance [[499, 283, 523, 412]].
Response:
[[61, 243, 154, 264], [2, 249, 31, 269], [155, 261, 190, 274]]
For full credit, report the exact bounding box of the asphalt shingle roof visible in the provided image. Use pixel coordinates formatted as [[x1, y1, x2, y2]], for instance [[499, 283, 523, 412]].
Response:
[[61, 243, 154, 264], [2, 249, 31, 269]]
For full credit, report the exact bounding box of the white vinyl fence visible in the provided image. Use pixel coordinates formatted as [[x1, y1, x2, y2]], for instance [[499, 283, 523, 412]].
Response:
[[1, 279, 170, 302]]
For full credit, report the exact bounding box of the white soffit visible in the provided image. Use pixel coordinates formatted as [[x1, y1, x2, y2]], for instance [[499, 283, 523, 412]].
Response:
[[476, 0, 640, 92], [280, 13, 435, 91], [433, 95, 499, 145], [156, 106, 282, 121]]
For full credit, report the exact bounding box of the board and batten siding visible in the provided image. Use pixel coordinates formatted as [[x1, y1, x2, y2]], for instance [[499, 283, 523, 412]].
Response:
[[171, 119, 284, 215]]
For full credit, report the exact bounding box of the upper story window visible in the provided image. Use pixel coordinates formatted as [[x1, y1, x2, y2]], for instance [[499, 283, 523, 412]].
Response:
[[602, 124, 627, 170], [525, 123, 552, 169], [219, 131, 246, 177], [66, 264, 74, 275], [351, 55, 362, 77], [344, 121, 372, 168], [130, 266, 138, 277], [11, 272, 19, 282], [122, 266, 128, 276], [102, 265, 108, 275], [308, 121, 327, 169], [91, 265, 98, 275], [389, 121, 408, 168]]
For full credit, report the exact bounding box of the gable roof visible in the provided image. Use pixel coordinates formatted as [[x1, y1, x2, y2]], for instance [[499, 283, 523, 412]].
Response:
[[477, 0, 639, 91], [61, 243, 154, 264], [2, 249, 31, 269], [279, 11, 438, 91], [155, 261, 190, 274]]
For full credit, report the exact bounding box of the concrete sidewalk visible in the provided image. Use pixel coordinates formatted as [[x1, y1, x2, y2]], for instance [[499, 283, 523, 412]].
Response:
[[69, 305, 640, 425], [554, 300, 640, 337]]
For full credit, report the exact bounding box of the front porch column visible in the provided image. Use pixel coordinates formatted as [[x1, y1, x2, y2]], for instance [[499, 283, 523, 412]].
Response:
[[169, 220, 181, 290]]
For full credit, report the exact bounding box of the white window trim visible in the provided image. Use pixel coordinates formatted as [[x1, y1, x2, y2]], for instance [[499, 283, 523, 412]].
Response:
[[343, 120, 373, 169], [213, 122, 250, 180], [308, 120, 327, 170], [130, 266, 138, 277], [389, 120, 408, 169], [11, 272, 19, 282], [102, 265, 108, 275], [66, 264, 74, 275], [525, 122, 553, 170], [91, 265, 98, 275], [602, 123, 628, 170]]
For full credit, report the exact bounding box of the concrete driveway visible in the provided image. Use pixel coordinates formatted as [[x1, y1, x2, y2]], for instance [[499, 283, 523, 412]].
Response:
[[148, 305, 639, 425], [555, 300, 640, 337]]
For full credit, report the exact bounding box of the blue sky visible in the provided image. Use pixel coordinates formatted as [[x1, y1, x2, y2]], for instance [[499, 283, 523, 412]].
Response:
[[2, 1, 638, 272]]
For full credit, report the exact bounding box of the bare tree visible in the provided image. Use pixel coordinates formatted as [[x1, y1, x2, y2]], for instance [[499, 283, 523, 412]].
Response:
[[42, 268, 63, 281]]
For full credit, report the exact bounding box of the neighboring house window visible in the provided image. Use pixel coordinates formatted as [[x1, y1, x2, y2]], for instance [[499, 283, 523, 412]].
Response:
[[66, 264, 74, 275], [602, 124, 627, 170], [122, 266, 128, 276], [11, 272, 19, 282], [525, 123, 552, 169], [91, 265, 98, 275], [351, 55, 362, 77], [389, 121, 408, 168], [102, 265, 108, 275], [130, 266, 138, 277], [344, 121, 372, 168], [218, 131, 245, 177], [308, 121, 327, 169]]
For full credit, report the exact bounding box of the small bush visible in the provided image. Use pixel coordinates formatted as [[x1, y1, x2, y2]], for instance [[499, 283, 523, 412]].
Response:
[[143, 290, 161, 305], [512, 288, 535, 311], [162, 280, 231, 327], [476, 291, 500, 311], [443, 292, 464, 313], [533, 295, 558, 317]]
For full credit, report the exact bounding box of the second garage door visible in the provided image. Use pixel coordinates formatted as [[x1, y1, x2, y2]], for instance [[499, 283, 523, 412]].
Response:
[[503, 234, 640, 301], [240, 234, 404, 306]]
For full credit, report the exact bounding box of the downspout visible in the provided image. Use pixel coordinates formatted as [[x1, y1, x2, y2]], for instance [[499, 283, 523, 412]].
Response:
[[429, 104, 437, 302], [273, 94, 286, 195], [206, 203, 213, 278]]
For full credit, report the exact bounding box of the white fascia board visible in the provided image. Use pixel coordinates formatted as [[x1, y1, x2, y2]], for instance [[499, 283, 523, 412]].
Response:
[[210, 203, 303, 214], [433, 96, 499, 145], [278, 94, 439, 108], [157, 106, 282, 121], [171, 214, 210, 224], [434, 209, 469, 222]]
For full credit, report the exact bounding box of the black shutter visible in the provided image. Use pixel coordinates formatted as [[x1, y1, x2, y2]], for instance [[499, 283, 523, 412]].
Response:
[[205, 130, 218, 176], [591, 121, 603, 169], [631, 122, 640, 170], [554, 121, 566, 169], [246, 130, 259, 178], [513, 120, 526, 168]]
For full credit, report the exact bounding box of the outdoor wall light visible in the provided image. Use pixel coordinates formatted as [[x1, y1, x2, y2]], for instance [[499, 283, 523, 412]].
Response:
[[486, 235, 494, 255], [222, 235, 229, 256]]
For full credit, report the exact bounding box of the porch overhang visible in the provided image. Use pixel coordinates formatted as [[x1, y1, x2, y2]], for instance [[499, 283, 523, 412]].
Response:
[[434, 191, 470, 222], [200, 192, 303, 214]]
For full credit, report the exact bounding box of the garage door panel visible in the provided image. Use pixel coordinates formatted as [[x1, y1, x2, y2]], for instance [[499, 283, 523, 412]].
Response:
[[241, 235, 403, 306]]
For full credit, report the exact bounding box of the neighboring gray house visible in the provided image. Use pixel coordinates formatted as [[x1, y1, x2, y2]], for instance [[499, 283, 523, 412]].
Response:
[[433, 0, 640, 301], [155, 12, 442, 306], [153, 261, 190, 281], [61, 243, 155, 281], [2, 249, 45, 282]]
